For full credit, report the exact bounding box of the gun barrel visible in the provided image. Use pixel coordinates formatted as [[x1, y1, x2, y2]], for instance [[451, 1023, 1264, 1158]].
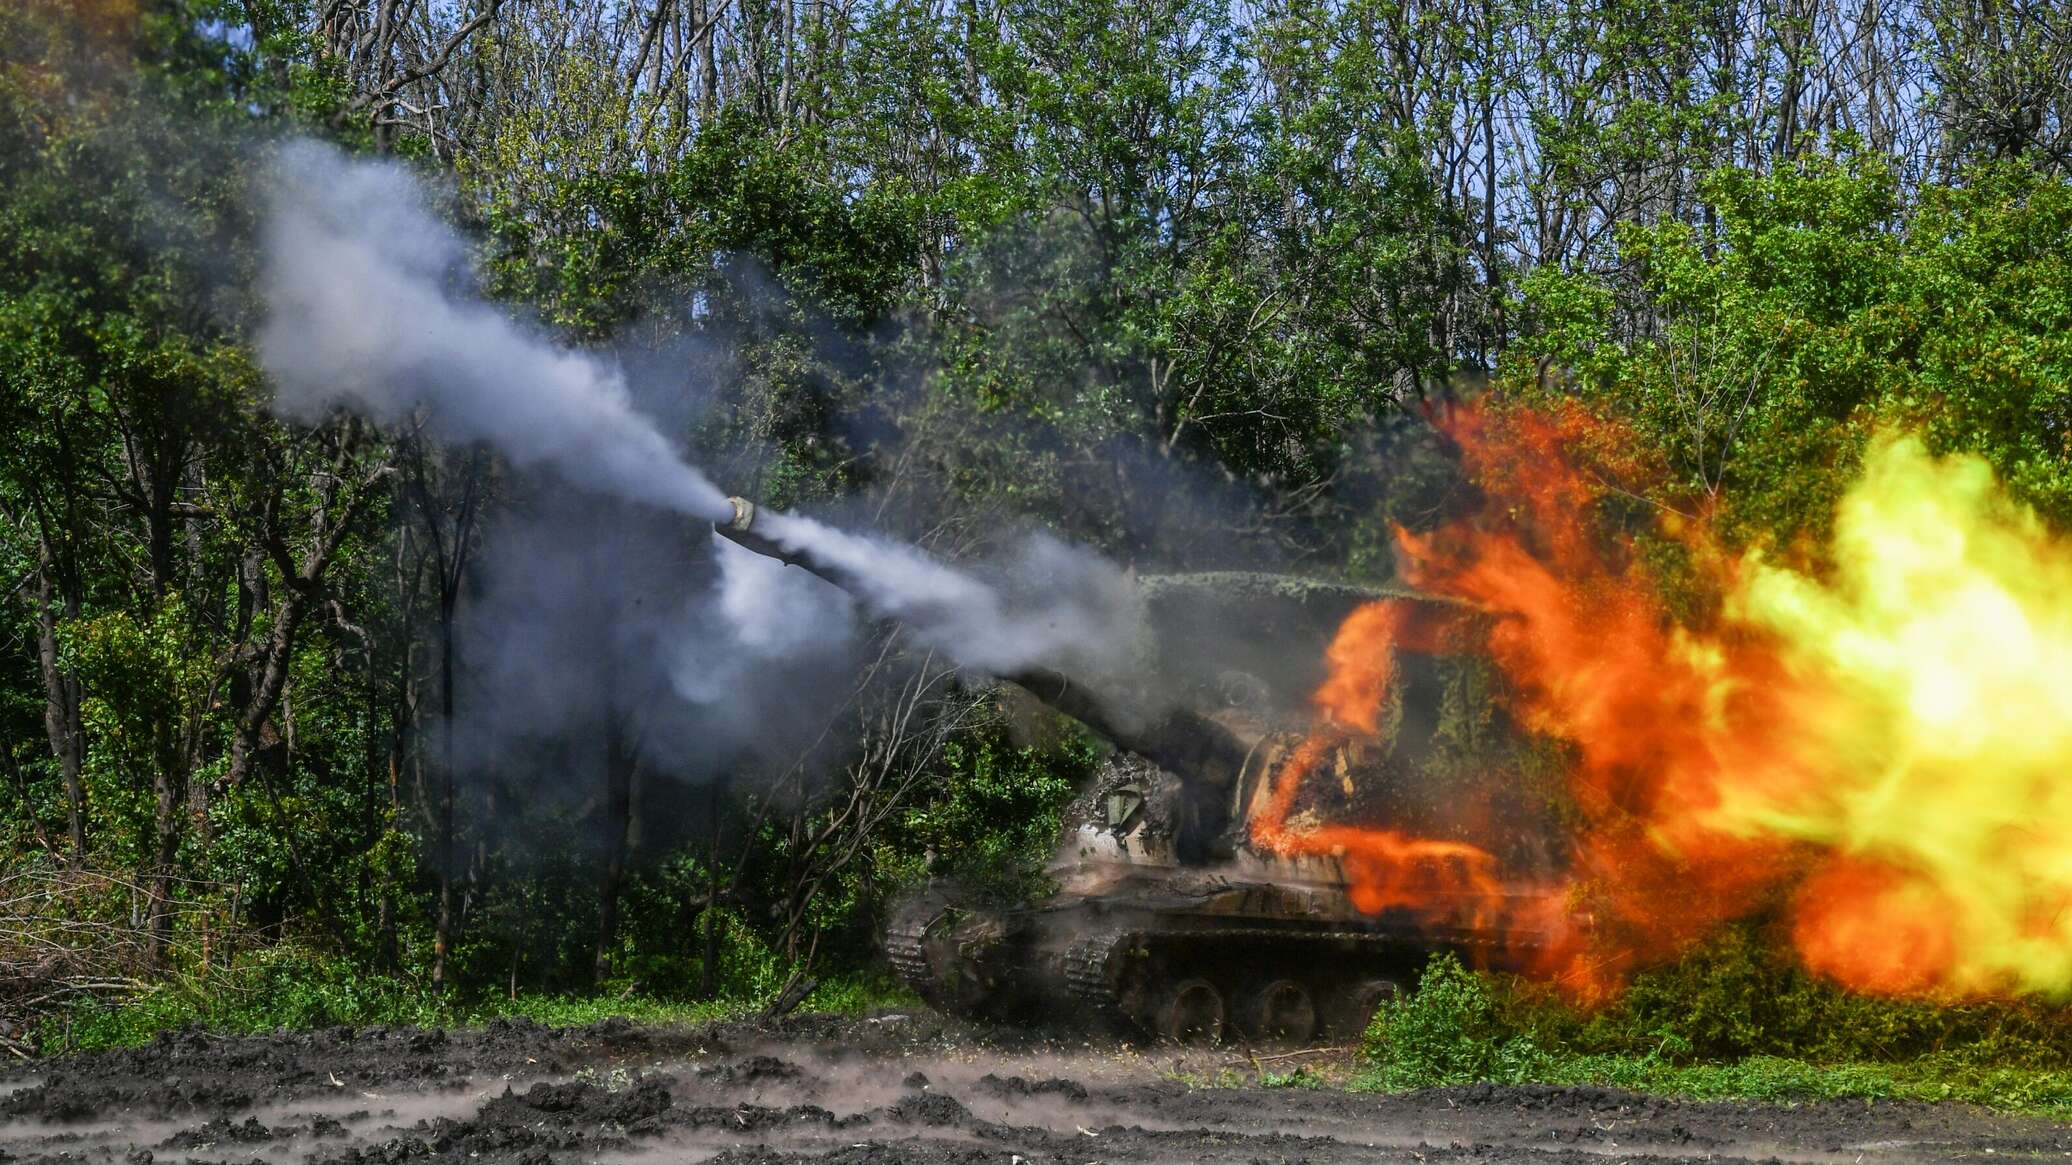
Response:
[[715, 496, 833, 582]]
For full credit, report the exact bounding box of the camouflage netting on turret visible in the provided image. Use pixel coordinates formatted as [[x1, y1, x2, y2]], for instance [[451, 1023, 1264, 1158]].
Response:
[[1137, 572, 1429, 717], [1270, 650, 1570, 880], [1138, 571, 1429, 610]]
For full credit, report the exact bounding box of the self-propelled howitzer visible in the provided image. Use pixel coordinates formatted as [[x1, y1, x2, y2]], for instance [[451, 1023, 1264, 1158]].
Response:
[[716, 496, 1252, 845], [714, 497, 1566, 1043]]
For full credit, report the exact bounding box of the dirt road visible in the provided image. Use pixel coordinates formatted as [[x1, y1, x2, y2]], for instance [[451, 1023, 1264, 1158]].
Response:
[[2, 1014, 2064, 1164]]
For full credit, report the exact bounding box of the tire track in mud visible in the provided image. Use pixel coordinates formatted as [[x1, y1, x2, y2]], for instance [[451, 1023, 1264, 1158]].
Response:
[[2, 1014, 2067, 1164]]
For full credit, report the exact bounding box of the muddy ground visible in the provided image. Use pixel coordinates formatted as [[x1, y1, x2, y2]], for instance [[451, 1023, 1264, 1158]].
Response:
[[2, 1013, 2065, 1164]]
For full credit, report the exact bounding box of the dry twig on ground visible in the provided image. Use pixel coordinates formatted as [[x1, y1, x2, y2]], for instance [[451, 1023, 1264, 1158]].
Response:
[[0, 864, 237, 1054]]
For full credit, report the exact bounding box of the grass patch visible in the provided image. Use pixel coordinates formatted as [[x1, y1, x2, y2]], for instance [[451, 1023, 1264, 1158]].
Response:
[[34, 945, 921, 1056], [471, 971, 919, 1030], [463, 992, 755, 1029], [1259, 1065, 1328, 1089], [1355, 951, 2072, 1119], [1535, 1053, 2072, 1117]]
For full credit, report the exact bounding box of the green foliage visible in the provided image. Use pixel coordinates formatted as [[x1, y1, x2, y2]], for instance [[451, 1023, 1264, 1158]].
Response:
[[885, 722, 1096, 904], [1360, 954, 1551, 1089], [1520, 155, 2072, 548], [1357, 945, 2072, 1117]]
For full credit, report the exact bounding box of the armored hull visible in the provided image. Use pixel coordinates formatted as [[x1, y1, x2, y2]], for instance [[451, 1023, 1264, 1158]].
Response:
[[886, 748, 1565, 1043], [883, 572, 1569, 1043]]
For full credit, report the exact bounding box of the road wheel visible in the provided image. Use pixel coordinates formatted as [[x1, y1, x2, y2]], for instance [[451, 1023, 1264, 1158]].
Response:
[[1328, 976, 1405, 1037], [1161, 978, 1226, 1045], [1244, 979, 1317, 1046]]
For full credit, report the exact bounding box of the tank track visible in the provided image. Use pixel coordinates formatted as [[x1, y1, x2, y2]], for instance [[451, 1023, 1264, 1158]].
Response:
[[883, 897, 945, 1001], [1063, 930, 1136, 1024], [1059, 922, 1515, 1035], [894, 896, 1526, 1031]]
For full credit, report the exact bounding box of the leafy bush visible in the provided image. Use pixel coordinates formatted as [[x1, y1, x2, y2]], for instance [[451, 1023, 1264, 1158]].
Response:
[[209, 946, 444, 1032], [1561, 921, 2072, 1067], [1360, 953, 1550, 1089], [884, 724, 1095, 904], [44, 988, 206, 1053], [38, 945, 443, 1053], [1356, 943, 2072, 1116]]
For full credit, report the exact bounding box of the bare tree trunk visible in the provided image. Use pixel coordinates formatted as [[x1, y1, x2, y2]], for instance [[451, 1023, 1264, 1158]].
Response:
[[34, 548, 86, 865], [1480, 0, 1500, 360], [776, 0, 793, 126], [378, 739, 402, 970], [227, 593, 310, 784], [1775, 0, 1807, 159], [408, 442, 479, 993], [699, 0, 719, 120], [433, 615, 457, 990], [699, 773, 725, 998], [593, 718, 637, 986], [146, 736, 185, 970], [377, 567, 418, 972]]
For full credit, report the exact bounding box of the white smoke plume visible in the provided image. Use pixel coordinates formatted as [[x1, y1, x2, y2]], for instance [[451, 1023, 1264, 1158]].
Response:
[[254, 139, 1141, 696], [666, 534, 859, 706], [755, 511, 1142, 679], [256, 140, 732, 521], [450, 496, 860, 780]]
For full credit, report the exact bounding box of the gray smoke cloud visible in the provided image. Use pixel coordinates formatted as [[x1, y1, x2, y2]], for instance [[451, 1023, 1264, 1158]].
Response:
[[756, 511, 1142, 679], [671, 534, 859, 705], [452, 494, 860, 790], [257, 140, 732, 522], [254, 139, 1145, 741]]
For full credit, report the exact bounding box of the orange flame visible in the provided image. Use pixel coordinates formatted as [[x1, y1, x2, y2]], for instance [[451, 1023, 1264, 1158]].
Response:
[[1249, 597, 1556, 949], [1791, 859, 1958, 996], [1311, 600, 1407, 734], [1392, 402, 1810, 995], [1248, 398, 2072, 1001]]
